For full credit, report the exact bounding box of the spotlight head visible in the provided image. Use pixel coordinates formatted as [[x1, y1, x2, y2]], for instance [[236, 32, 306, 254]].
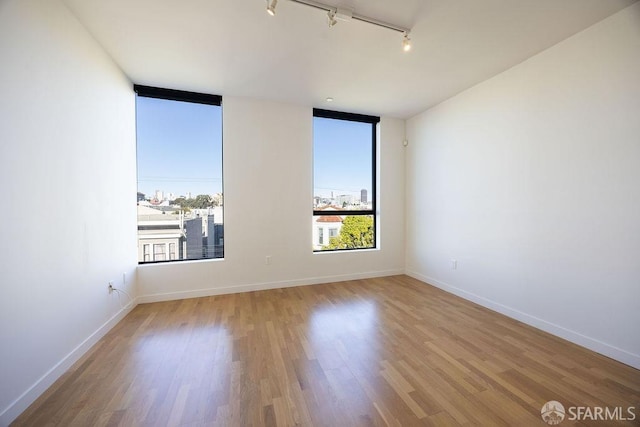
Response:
[[327, 10, 337, 27], [402, 32, 411, 52], [267, 0, 277, 16]]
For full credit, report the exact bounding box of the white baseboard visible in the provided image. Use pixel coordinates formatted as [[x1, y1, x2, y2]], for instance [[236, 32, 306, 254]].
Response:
[[0, 299, 139, 427], [138, 269, 404, 304], [406, 271, 640, 370]]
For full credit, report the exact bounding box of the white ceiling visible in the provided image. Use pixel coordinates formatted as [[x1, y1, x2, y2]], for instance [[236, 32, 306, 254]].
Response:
[[63, 0, 636, 119]]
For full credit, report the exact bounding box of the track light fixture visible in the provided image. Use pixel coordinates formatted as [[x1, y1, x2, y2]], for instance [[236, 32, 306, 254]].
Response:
[[265, 0, 412, 51], [327, 10, 337, 28], [402, 32, 411, 52], [266, 0, 277, 16]]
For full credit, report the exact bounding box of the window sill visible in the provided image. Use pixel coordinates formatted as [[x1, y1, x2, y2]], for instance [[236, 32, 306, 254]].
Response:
[[137, 257, 225, 267]]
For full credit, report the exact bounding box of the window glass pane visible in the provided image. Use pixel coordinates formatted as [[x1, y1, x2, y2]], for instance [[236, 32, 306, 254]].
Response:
[[153, 244, 166, 261], [313, 117, 372, 210], [136, 91, 223, 263]]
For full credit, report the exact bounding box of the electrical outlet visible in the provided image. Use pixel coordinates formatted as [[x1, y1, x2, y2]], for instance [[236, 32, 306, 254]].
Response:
[[265, 255, 272, 265], [451, 259, 457, 270]]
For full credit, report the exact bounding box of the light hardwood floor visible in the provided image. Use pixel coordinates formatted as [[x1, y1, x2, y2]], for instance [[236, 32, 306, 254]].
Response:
[[13, 275, 640, 426]]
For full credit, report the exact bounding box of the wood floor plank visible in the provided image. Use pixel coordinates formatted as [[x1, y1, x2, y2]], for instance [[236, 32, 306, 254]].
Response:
[[11, 275, 640, 426]]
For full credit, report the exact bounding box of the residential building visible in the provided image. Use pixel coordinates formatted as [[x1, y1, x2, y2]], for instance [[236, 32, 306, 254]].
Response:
[[313, 214, 343, 249], [136, 205, 184, 262]]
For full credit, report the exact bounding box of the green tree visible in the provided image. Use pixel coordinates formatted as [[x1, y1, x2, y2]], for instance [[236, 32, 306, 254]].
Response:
[[323, 215, 374, 250], [172, 194, 217, 210], [172, 197, 193, 212], [193, 194, 213, 209], [173, 196, 187, 207]]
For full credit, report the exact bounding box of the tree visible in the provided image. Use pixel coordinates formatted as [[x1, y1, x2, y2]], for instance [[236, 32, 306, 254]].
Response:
[[173, 196, 187, 207], [193, 194, 213, 209], [323, 215, 374, 250], [172, 195, 215, 210]]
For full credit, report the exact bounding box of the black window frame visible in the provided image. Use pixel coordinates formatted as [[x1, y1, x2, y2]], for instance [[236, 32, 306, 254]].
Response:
[[134, 84, 223, 265], [312, 108, 380, 252], [134, 85, 221, 106]]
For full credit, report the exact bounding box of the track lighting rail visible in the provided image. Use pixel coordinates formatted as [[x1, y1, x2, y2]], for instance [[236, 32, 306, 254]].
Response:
[[266, 0, 412, 50]]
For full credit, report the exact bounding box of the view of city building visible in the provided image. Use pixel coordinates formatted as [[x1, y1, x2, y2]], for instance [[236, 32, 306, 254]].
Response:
[[312, 188, 373, 250], [137, 192, 224, 263]]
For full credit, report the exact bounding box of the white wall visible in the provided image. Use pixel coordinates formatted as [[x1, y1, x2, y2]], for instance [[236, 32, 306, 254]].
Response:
[[406, 3, 640, 368], [0, 0, 138, 424], [137, 97, 405, 300]]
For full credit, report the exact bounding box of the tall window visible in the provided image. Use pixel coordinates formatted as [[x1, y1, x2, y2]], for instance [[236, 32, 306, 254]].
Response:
[[134, 85, 223, 263], [313, 109, 378, 251]]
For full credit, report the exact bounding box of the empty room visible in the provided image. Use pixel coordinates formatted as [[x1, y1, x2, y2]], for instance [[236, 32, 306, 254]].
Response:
[[1, 0, 639, 425]]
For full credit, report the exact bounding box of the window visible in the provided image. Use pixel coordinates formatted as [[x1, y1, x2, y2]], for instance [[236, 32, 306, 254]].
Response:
[[153, 244, 166, 261], [134, 85, 223, 264], [313, 109, 378, 251]]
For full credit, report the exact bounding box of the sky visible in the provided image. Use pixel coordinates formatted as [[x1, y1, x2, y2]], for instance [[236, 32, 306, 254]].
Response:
[[313, 117, 373, 200], [136, 96, 372, 200], [136, 96, 223, 198]]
